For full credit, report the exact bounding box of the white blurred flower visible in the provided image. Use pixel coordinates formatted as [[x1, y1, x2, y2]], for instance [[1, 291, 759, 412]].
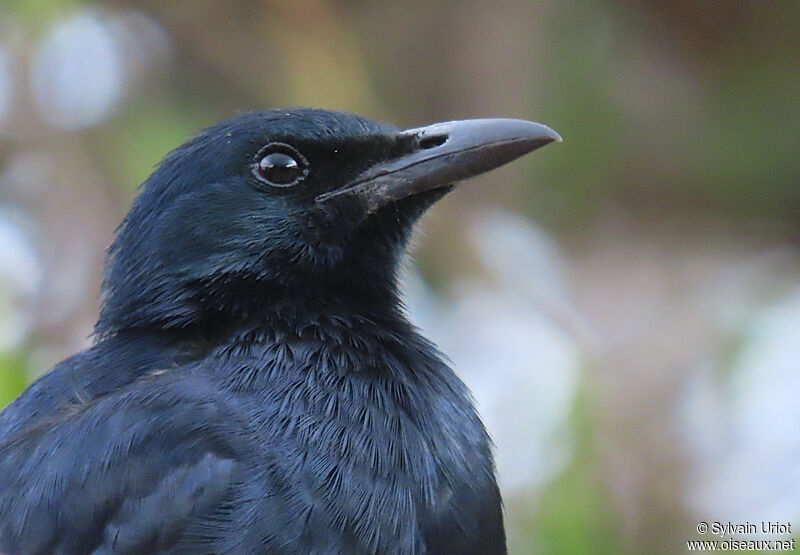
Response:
[[29, 9, 170, 130], [683, 289, 800, 526], [0, 212, 42, 350], [31, 11, 124, 129]]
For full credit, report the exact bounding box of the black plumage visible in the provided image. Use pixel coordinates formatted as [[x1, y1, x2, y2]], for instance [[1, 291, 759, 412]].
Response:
[[0, 108, 560, 554]]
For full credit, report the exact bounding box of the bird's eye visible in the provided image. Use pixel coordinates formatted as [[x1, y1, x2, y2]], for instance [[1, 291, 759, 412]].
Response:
[[253, 143, 308, 188]]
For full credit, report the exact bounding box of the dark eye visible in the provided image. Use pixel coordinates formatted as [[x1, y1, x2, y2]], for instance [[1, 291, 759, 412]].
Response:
[[253, 143, 308, 187]]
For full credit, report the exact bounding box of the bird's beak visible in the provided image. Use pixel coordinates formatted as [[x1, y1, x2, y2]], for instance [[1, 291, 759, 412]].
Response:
[[316, 118, 561, 214]]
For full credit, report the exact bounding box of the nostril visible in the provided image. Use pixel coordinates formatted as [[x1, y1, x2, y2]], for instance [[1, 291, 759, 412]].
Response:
[[418, 134, 448, 150]]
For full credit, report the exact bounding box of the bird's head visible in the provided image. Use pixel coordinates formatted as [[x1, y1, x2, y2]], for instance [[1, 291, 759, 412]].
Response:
[[96, 108, 560, 334]]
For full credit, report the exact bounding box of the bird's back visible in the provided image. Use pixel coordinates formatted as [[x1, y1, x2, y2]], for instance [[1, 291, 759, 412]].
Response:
[[0, 331, 249, 553]]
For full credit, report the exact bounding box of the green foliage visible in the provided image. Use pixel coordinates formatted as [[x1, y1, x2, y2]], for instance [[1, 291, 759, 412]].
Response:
[[508, 384, 628, 555], [3, 0, 83, 24], [0, 350, 28, 410], [95, 101, 208, 195]]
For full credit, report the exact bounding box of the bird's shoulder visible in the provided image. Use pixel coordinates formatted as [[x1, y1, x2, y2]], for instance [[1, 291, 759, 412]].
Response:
[[0, 332, 192, 438], [0, 365, 252, 554]]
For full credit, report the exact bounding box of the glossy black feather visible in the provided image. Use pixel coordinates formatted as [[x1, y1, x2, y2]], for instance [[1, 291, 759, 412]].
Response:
[[0, 108, 506, 554]]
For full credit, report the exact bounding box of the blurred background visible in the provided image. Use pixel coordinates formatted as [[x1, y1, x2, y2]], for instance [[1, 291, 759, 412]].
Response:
[[1, 1, 799, 553]]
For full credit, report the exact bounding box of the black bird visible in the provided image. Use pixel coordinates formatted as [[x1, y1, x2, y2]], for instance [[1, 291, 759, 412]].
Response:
[[0, 108, 560, 554]]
